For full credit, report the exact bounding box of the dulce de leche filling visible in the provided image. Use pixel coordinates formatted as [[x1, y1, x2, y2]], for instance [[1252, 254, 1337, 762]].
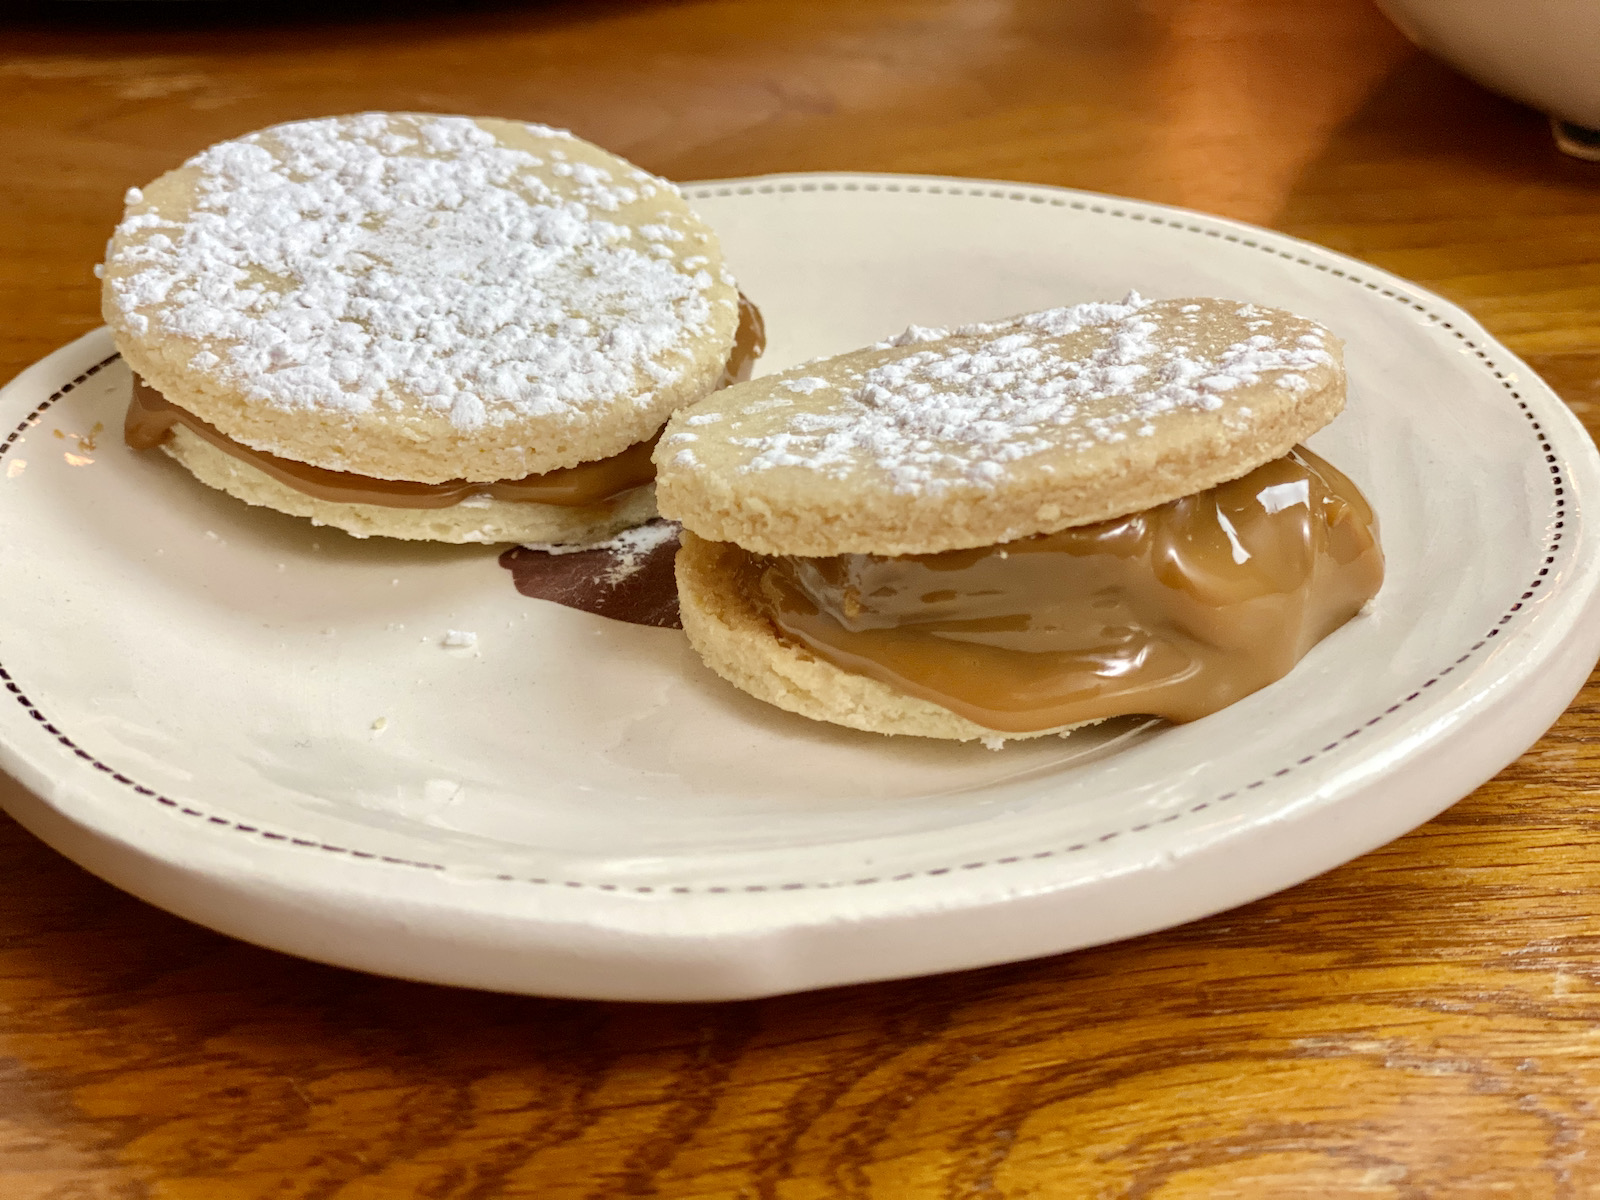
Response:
[[736, 446, 1383, 733], [125, 294, 766, 510]]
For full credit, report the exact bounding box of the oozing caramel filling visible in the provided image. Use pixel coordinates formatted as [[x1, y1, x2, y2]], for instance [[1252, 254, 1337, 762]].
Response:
[[736, 446, 1383, 733], [719, 291, 766, 391], [125, 293, 766, 510]]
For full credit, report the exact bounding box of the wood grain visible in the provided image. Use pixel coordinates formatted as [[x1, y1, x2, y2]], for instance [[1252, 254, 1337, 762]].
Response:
[[3, 1, 1600, 1196]]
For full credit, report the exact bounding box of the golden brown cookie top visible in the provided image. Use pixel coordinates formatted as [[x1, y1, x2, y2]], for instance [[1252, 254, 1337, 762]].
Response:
[[656, 295, 1345, 555], [101, 113, 740, 482]]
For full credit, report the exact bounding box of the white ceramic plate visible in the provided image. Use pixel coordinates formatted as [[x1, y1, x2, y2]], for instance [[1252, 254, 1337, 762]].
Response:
[[3, 174, 1598, 1002]]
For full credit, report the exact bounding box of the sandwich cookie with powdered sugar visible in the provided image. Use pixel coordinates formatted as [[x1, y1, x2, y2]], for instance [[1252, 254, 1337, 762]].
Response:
[[102, 113, 763, 544], [655, 295, 1384, 746]]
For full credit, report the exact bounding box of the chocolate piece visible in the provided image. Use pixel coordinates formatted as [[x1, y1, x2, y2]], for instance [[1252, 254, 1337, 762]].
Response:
[[499, 521, 683, 628], [734, 447, 1384, 732]]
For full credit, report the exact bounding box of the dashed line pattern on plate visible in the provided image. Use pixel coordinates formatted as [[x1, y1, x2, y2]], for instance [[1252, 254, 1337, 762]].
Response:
[[0, 182, 1571, 895]]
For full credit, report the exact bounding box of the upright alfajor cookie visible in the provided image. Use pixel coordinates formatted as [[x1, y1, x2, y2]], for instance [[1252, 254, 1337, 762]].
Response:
[[656, 294, 1384, 745], [101, 113, 762, 543]]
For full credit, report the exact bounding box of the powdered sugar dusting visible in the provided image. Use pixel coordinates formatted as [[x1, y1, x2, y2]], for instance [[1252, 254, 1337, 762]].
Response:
[[875, 325, 950, 349], [105, 114, 723, 430], [780, 376, 829, 394], [725, 295, 1336, 494], [522, 519, 679, 586]]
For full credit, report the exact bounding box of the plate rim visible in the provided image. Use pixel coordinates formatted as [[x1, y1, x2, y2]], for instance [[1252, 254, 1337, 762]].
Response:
[[3, 171, 1598, 999]]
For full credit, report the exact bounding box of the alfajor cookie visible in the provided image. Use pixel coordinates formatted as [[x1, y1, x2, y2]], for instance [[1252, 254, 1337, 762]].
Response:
[[656, 294, 1384, 745], [101, 113, 763, 543]]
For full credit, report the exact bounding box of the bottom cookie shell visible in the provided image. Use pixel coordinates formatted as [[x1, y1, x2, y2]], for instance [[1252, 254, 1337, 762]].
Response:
[[675, 531, 1091, 747], [161, 425, 658, 544]]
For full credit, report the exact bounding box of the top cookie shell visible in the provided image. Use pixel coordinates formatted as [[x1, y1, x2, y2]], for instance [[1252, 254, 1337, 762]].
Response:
[[101, 113, 741, 482], [656, 296, 1345, 556]]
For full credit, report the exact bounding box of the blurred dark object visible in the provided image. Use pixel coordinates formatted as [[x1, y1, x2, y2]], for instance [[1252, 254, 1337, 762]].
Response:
[[1375, 0, 1600, 158], [1552, 119, 1600, 163], [1, 0, 577, 31]]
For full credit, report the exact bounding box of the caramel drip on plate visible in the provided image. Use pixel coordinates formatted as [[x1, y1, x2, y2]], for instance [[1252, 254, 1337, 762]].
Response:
[[738, 447, 1384, 733], [125, 294, 766, 510]]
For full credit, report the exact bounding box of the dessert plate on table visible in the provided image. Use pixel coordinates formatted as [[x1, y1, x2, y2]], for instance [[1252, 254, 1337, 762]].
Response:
[[2, 174, 1597, 1002]]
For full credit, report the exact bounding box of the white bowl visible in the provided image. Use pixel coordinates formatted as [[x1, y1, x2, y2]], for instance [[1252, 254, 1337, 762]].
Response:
[[1376, 0, 1600, 129]]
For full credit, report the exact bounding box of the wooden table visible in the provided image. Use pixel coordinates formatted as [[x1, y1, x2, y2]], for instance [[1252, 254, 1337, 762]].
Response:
[[3, 1, 1599, 1195]]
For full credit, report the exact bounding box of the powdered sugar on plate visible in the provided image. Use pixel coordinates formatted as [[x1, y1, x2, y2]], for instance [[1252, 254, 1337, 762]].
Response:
[[104, 114, 723, 432], [521, 519, 679, 585], [711, 294, 1337, 495]]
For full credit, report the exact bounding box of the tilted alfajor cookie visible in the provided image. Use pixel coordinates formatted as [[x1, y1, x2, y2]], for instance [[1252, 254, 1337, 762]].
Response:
[[655, 294, 1384, 746], [101, 113, 763, 543]]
